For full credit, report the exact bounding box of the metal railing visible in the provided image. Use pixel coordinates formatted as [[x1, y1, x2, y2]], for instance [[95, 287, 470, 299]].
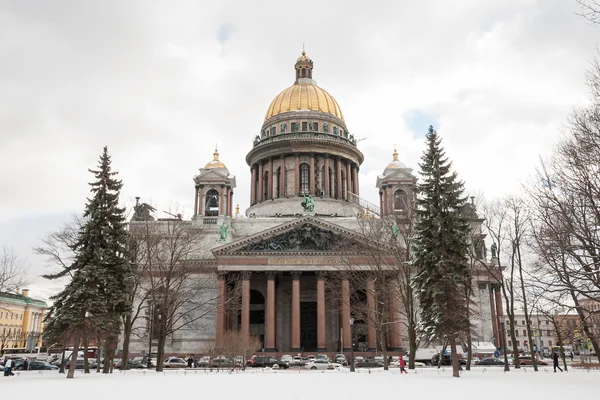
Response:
[[253, 131, 357, 148], [347, 192, 380, 216]]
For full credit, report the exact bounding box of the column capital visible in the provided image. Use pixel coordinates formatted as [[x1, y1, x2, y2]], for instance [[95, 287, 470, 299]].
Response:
[[217, 271, 228, 281], [241, 271, 252, 281], [291, 271, 302, 280], [316, 271, 327, 280], [266, 271, 277, 280], [339, 271, 350, 280]]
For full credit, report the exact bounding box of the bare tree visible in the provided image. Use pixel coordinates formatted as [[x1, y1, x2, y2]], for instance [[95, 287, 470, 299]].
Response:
[[218, 331, 261, 370], [331, 212, 415, 371], [0, 245, 28, 296], [130, 216, 241, 372], [576, 0, 600, 24]]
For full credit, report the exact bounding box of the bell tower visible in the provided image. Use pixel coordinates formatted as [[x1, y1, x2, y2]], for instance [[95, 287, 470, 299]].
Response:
[[193, 148, 236, 218], [376, 147, 416, 216]]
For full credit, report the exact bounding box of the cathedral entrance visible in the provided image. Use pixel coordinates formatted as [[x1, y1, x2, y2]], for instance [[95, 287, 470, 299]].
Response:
[[300, 302, 317, 352]]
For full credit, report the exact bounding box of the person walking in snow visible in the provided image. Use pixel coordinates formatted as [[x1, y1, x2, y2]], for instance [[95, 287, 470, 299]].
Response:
[[187, 356, 193, 368], [399, 356, 408, 374], [4, 358, 14, 377], [553, 352, 563, 373], [569, 351, 574, 362]]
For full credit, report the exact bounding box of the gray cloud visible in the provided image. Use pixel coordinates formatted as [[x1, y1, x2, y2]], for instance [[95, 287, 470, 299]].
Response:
[[0, 0, 598, 298]]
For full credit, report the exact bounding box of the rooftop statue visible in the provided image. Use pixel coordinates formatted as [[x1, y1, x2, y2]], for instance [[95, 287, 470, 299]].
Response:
[[491, 242, 497, 259], [219, 222, 229, 241], [301, 194, 315, 212]]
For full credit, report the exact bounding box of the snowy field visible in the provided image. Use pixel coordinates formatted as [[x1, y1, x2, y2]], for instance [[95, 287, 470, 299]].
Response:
[[2, 367, 599, 399]]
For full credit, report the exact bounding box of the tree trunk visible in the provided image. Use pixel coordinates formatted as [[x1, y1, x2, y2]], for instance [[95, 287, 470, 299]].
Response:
[[379, 329, 388, 371], [96, 346, 101, 373], [438, 340, 448, 369], [407, 319, 417, 369], [102, 336, 116, 374], [67, 332, 81, 379], [121, 314, 132, 370], [156, 324, 166, 372], [450, 337, 459, 378], [518, 244, 538, 372], [83, 337, 90, 374]]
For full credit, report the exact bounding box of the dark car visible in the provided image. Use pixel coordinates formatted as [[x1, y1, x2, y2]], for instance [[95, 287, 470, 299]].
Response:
[[65, 359, 97, 369], [356, 359, 383, 368], [114, 359, 146, 369], [431, 353, 467, 366], [19, 360, 58, 370], [248, 356, 289, 369], [475, 358, 505, 366]]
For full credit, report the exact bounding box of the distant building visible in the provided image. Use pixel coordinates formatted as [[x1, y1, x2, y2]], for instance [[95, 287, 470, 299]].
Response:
[[0, 289, 46, 352], [504, 313, 555, 351]]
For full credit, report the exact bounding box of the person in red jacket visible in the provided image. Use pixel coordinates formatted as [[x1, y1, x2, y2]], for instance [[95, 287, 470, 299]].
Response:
[[399, 356, 408, 374]]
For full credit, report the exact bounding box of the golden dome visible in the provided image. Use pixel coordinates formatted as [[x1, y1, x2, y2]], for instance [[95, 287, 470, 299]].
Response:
[[264, 52, 344, 122], [265, 84, 344, 121], [204, 148, 227, 169]]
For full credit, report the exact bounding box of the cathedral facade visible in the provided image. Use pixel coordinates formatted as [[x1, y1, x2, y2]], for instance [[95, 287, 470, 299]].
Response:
[[126, 53, 504, 357]]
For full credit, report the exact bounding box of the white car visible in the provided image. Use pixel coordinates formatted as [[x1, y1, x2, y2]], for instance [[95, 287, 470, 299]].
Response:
[[305, 359, 335, 370], [291, 356, 304, 366], [163, 357, 187, 368], [280, 354, 293, 365]]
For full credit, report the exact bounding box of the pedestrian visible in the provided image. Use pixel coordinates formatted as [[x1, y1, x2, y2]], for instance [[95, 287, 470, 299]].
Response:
[[553, 352, 563, 373], [569, 351, 574, 362], [187, 356, 193, 368], [399, 356, 408, 374], [4, 358, 14, 377], [193, 356, 198, 368], [23, 359, 28, 371]]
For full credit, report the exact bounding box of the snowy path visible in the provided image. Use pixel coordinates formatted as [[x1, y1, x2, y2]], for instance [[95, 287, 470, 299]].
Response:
[[2, 367, 599, 399]]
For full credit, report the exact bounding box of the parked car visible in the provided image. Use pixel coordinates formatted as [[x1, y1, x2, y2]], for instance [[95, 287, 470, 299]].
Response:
[[163, 357, 188, 368], [316, 354, 330, 362], [64, 359, 93, 370], [249, 356, 289, 369], [475, 358, 505, 366], [431, 353, 467, 366], [333, 354, 347, 365], [356, 359, 383, 368], [280, 354, 293, 365], [114, 359, 146, 369], [516, 356, 548, 366], [291, 356, 305, 366], [27, 360, 59, 370], [197, 356, 212, 367], [305, 359, 335, 370], [212, 355, 234, 367]]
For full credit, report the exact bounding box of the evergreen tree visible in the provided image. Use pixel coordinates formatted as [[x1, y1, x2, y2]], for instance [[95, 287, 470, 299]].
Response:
[[43, 147, 133, 377], [412, 126, 471, 377]]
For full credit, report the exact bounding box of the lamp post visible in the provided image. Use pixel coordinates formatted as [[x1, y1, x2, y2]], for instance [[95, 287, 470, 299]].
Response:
[[349, 317, 355, 372], [146, 302, 154, 369]]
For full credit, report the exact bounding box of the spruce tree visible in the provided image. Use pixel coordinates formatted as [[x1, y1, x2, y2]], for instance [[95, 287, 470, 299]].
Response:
[[412, 126, 471, 377], [43, 146, 133, 377]]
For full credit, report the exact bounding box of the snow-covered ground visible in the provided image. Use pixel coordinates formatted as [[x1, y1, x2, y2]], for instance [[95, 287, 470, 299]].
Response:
[[2, 367, 599, 399]]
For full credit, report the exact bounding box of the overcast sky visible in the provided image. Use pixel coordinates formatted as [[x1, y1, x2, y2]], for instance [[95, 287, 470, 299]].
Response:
[[0, 0, 598, 300]]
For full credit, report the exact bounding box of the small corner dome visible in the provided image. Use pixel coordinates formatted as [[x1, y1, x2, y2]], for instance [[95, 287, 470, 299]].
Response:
[[204, 148, 228, 171], [296, 51, 311, 63], [383, 147, 406, 175]]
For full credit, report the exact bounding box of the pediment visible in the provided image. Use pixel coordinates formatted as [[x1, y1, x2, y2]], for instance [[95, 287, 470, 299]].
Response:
[[195, 168, 229, 181], [213, 216, 367, 255]]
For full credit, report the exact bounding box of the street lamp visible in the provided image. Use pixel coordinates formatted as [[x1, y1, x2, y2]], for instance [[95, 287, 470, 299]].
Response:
[[349, 318, 355, 372], [146, 302, 154, 369], [500, 321, 510, 372]]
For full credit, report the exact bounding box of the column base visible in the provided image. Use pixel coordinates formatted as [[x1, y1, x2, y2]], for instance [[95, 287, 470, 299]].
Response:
[[343, 347, 352, 352], [291, 348, 302, 352], [317, 348, 327, 352], [264, 348, 277, 352]]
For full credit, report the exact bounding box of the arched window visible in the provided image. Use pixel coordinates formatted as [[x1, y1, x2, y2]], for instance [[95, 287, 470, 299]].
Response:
[[205, 189, 220, 216], [302, 68, 306, 78], [308, 69, 312, 78], [394, 189, 408, 212], [300, 163, 310, 194]]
